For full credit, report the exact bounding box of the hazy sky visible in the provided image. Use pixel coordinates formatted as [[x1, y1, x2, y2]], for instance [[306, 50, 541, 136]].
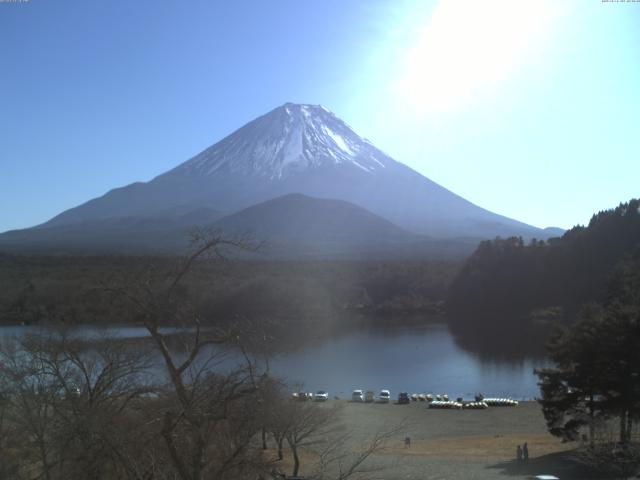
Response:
[[1, 0, 639, 232]]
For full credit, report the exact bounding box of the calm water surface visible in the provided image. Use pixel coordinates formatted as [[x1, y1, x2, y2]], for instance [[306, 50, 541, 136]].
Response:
[[0, 323, 547, 400], [269, 324, 547, 400]]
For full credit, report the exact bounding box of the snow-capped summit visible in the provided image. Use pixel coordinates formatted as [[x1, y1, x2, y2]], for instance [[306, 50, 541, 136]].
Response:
[[164, 103, 390, 179]]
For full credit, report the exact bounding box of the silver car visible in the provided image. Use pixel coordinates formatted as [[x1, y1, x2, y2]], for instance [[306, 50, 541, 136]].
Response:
[[314, 390, 329, 402], [351, 389, 364, 402]]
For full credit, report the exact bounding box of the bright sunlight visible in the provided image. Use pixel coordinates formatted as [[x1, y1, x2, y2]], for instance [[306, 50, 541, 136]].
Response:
[[395, 0, 560, 113]]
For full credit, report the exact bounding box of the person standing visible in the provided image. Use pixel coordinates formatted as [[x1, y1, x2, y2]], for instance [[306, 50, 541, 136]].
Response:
[[516, 445, 523, 465], [523, 442, 529, 464]]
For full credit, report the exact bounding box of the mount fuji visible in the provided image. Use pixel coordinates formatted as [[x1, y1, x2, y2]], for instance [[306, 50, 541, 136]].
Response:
[[0, 103, 556, 256]]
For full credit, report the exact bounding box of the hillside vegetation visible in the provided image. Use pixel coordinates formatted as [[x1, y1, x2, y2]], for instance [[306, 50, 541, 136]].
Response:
[[447, 198, 640, 353], [0, 255, 459, 349]]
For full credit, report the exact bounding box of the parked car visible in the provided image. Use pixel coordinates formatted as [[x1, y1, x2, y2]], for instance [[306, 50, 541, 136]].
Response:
[[314, 390, 329, 402], [364, 390, 375, 403], [397, 392, 410, 404], [379, 389, 391, 403], [351, 389, 364, 402]]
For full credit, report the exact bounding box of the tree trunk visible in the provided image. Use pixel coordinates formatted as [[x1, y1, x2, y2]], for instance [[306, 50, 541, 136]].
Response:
[[589, 393, 595, 447], [35, 431, 52, 480], [620, 409, 627, 444], [192, 433, 205, 480], [292, 445, 300, 477], [277, 437, 283, 460], [162, 412, 191, 480]]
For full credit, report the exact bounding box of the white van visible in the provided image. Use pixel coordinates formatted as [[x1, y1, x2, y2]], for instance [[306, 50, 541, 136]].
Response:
[[379, 389, 391, 403]]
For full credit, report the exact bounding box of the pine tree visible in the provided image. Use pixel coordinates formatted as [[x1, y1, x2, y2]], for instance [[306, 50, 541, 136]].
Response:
[[537, 249, 640, 444]]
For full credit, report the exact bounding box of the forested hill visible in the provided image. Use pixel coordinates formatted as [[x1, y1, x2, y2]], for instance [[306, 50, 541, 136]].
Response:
[[446, 198, 640, 354]]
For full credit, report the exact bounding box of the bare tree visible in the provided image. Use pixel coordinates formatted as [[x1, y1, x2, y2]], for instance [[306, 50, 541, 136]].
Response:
[[0, 330, 154, 480], [0, 362, 24, 479], [267, 394, 290, 462], [0, 230, 404, 480], [283, 402, 344, 477], [310, 423, 403, 480], [263, 379, 404, 480], [108, 230, 273, 480]]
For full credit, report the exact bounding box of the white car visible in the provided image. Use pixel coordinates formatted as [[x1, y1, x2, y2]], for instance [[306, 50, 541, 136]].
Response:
[[351, 389, 364, 402], [379, 389, 391, 403], [314, 390, 329, 402]]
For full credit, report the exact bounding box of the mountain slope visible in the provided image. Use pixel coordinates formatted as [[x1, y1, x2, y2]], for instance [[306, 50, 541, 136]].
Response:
[[0, 103, 559, 256], [0, 193, 479, 258], [213, 193, 410, 242], [0, 208, 223, 255], [211, 193, 479, 259], [36, 103, 548, 239]]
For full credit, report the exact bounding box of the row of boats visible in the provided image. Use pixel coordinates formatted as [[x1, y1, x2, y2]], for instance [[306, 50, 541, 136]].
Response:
[[411, 393, 449, 402], [291, 390, 519, 407], [411, 393, 518, 407], [427, 398, 519, 409]]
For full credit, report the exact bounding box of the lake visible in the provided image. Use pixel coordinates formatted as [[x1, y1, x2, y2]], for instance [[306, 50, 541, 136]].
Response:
[[269, 324, 547, 400], [0, 323, 547, 400]]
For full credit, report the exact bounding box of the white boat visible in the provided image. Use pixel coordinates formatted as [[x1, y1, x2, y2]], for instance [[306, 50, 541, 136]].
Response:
[[483, 398, 519, 407], [428, 400, 462, 409], [461, 401, 489, 409]]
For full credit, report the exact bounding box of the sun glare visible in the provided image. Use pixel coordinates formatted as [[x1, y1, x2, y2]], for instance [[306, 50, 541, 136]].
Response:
[[395, 0, 559, 113]]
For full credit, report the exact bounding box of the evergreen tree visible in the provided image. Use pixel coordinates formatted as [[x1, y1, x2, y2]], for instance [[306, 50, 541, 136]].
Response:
[[537, 250, 640, 444], [448, 198, 640, 353]]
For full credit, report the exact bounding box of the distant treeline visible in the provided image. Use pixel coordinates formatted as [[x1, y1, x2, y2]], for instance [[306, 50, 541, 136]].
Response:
[[5, 199, 638, 357], [0, 255, 459, 349], [447, 198, 640, 354]]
